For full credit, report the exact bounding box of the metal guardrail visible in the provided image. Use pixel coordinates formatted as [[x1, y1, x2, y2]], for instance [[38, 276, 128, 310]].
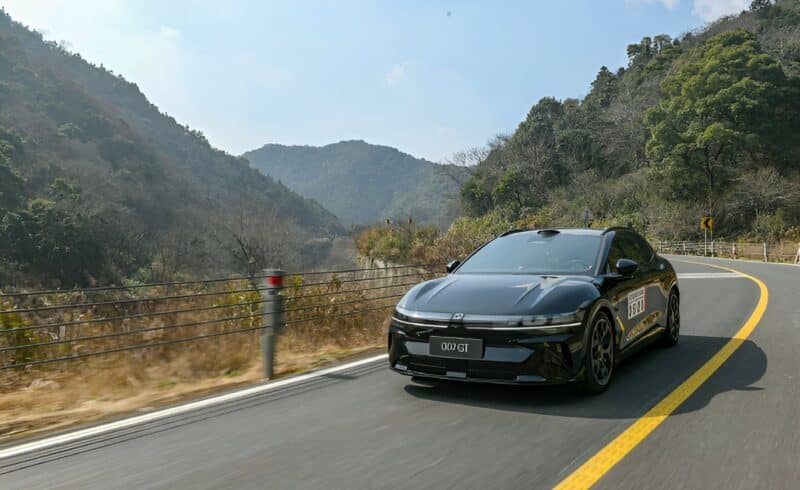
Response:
[[0, 263, 445, 380], [656, 240, 800, 264]]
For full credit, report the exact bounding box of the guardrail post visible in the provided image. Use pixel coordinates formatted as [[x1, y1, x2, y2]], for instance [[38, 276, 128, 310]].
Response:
[[260, 269, 284, 380], [763, 242, 768, 262]]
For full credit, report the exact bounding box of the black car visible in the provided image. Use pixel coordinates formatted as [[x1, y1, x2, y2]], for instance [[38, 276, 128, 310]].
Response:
[[388, 227, 680, 393]]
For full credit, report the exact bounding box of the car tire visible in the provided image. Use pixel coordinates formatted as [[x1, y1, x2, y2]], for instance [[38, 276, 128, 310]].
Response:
[[661, 289, 680, 347], [581, 311, 615, 394]]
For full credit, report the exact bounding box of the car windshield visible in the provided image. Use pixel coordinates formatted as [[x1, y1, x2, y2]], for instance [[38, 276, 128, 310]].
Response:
[[456, 232, 603, 275]]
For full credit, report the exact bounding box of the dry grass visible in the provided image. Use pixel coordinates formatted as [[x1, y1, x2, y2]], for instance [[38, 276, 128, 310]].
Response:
[[0, 267, 435, 442], [0, 344, 383, 442]]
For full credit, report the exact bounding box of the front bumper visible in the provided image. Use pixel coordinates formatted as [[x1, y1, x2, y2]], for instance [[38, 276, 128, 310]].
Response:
[[388, 318, 588, 385]]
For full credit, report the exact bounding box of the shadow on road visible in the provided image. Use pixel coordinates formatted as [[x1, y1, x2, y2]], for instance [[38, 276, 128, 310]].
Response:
[[403, 334, 766, 419]]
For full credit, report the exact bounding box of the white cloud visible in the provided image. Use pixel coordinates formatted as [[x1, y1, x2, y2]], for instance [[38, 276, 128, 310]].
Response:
[[385, 63, 406, 85], [625, 0, 680, 10], [692, 0, 750, 21], [159, 26, 181, 40]]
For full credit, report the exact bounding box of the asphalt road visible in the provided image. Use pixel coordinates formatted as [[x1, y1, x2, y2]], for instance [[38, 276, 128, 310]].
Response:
[[1, 256, 796, 489]]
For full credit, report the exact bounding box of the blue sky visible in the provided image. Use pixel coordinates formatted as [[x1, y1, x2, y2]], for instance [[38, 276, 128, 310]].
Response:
[[1, 0, 749, 162]]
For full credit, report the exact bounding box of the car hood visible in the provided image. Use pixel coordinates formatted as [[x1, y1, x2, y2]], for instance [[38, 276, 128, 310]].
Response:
[[398, 273, 599, 317]]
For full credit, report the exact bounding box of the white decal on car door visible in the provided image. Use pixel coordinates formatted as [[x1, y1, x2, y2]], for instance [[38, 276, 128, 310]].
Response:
[[627, 287, 646, 319]]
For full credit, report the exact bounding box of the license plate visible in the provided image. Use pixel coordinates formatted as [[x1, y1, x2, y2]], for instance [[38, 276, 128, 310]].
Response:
[[429, 336, 483, 360]]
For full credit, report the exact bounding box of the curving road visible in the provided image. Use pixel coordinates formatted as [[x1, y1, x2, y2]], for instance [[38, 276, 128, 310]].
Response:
[[0, 257, 797, 489]]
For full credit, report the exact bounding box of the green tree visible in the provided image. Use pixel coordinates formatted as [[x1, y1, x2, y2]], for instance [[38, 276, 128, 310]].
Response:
[[0, 129, 26, 211], [461, 175, 494, 217], [586, 66, 618, 109], [491, 169, 536, 219], [1, 198, 103, 287], [644, 29, 800, 214], [627, 37, 654, 65], [0, 161, 24, 211], [653, 34, 673, 52]]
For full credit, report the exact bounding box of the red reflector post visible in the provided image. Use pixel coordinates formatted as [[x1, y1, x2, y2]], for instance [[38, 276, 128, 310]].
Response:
[[267, 275, 283, 286]]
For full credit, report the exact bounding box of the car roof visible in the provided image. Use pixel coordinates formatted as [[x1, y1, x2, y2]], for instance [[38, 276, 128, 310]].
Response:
[[499, 227, 635, 238]]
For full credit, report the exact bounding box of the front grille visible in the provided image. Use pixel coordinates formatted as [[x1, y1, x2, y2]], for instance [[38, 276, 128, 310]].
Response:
[[408, 358, 447, 376], [405, 355, 521, 381], [466, 362, 519, 381]]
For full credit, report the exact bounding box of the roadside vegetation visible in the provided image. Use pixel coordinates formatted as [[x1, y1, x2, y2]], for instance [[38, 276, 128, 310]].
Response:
[[360, 1, 800, 264], [0, 266, 434, 441]]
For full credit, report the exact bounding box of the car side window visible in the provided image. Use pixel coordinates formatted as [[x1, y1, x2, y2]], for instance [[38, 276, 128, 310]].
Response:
[[606, 239, 625, 273], [620, 232, 652, 264], [630, 234, 654, 264], [607, 232, 649, 272]]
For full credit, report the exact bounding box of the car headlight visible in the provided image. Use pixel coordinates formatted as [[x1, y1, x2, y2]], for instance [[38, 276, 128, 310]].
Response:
[[512, 312, 584, 334]]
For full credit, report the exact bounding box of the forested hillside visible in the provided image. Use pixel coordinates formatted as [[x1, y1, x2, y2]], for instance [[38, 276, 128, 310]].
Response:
[[244, 140, 469, 227], [358, 0, 800, 263], [0, 10, 342, 287], [462, 0, 800, 240]]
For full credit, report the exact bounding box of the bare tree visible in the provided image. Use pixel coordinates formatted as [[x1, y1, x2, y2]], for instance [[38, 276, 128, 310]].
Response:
[[488, 134, 511, 152], [437, 146, 488, 189], [445, 146, 490, 167], [733, 167, 798, 221], [149, 231, 207, 282], [216, 207, 300, 286]]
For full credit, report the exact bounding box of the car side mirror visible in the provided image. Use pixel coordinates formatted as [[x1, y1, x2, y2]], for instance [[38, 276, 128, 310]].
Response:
[[445, 260, 461, 273], [616, 258, 638, 276]]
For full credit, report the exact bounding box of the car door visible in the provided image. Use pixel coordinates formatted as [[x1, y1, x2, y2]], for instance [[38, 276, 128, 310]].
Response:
[[606, 231, 657, 350], [628, 232, 669, 329]]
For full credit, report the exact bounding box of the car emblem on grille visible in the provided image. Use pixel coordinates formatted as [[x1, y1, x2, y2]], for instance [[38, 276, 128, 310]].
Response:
[[451, 312, 465, 321]]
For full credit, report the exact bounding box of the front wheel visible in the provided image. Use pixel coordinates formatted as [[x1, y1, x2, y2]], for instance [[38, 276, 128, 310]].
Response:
[[661, 290, 680, 347], [582, 311, 615, 394]]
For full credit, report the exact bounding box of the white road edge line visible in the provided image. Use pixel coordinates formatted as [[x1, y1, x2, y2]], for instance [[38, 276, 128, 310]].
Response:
[[677, 272, 745, 279], [0, 353, 389, 460]]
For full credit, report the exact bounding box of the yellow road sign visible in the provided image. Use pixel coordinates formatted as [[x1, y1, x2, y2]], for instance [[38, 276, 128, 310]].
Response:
[[700, 216, 714, 230]]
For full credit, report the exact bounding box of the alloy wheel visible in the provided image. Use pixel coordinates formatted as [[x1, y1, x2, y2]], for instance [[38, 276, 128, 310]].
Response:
[[590, 316, 614, 386], [668, 293, 680, 341]]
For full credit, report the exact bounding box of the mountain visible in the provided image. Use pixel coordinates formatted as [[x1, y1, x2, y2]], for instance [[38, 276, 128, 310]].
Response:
[[0, 10, 342, 287], [460, 0, 800, 241], [243, 140, 469, 227]]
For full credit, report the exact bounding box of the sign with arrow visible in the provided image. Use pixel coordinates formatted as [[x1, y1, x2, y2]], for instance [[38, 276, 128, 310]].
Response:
[[700, 216, 714, 256]]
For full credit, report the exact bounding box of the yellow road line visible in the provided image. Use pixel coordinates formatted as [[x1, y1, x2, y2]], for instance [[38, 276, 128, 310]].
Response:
[[554, 260, 769, 489]]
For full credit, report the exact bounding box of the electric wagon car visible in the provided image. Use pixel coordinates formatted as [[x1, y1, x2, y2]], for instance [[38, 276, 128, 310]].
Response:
[[388, 227, 680, 393]]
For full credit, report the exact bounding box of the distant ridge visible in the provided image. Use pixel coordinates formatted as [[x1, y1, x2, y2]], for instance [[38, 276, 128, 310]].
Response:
[[243, 140, 470, 227]]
